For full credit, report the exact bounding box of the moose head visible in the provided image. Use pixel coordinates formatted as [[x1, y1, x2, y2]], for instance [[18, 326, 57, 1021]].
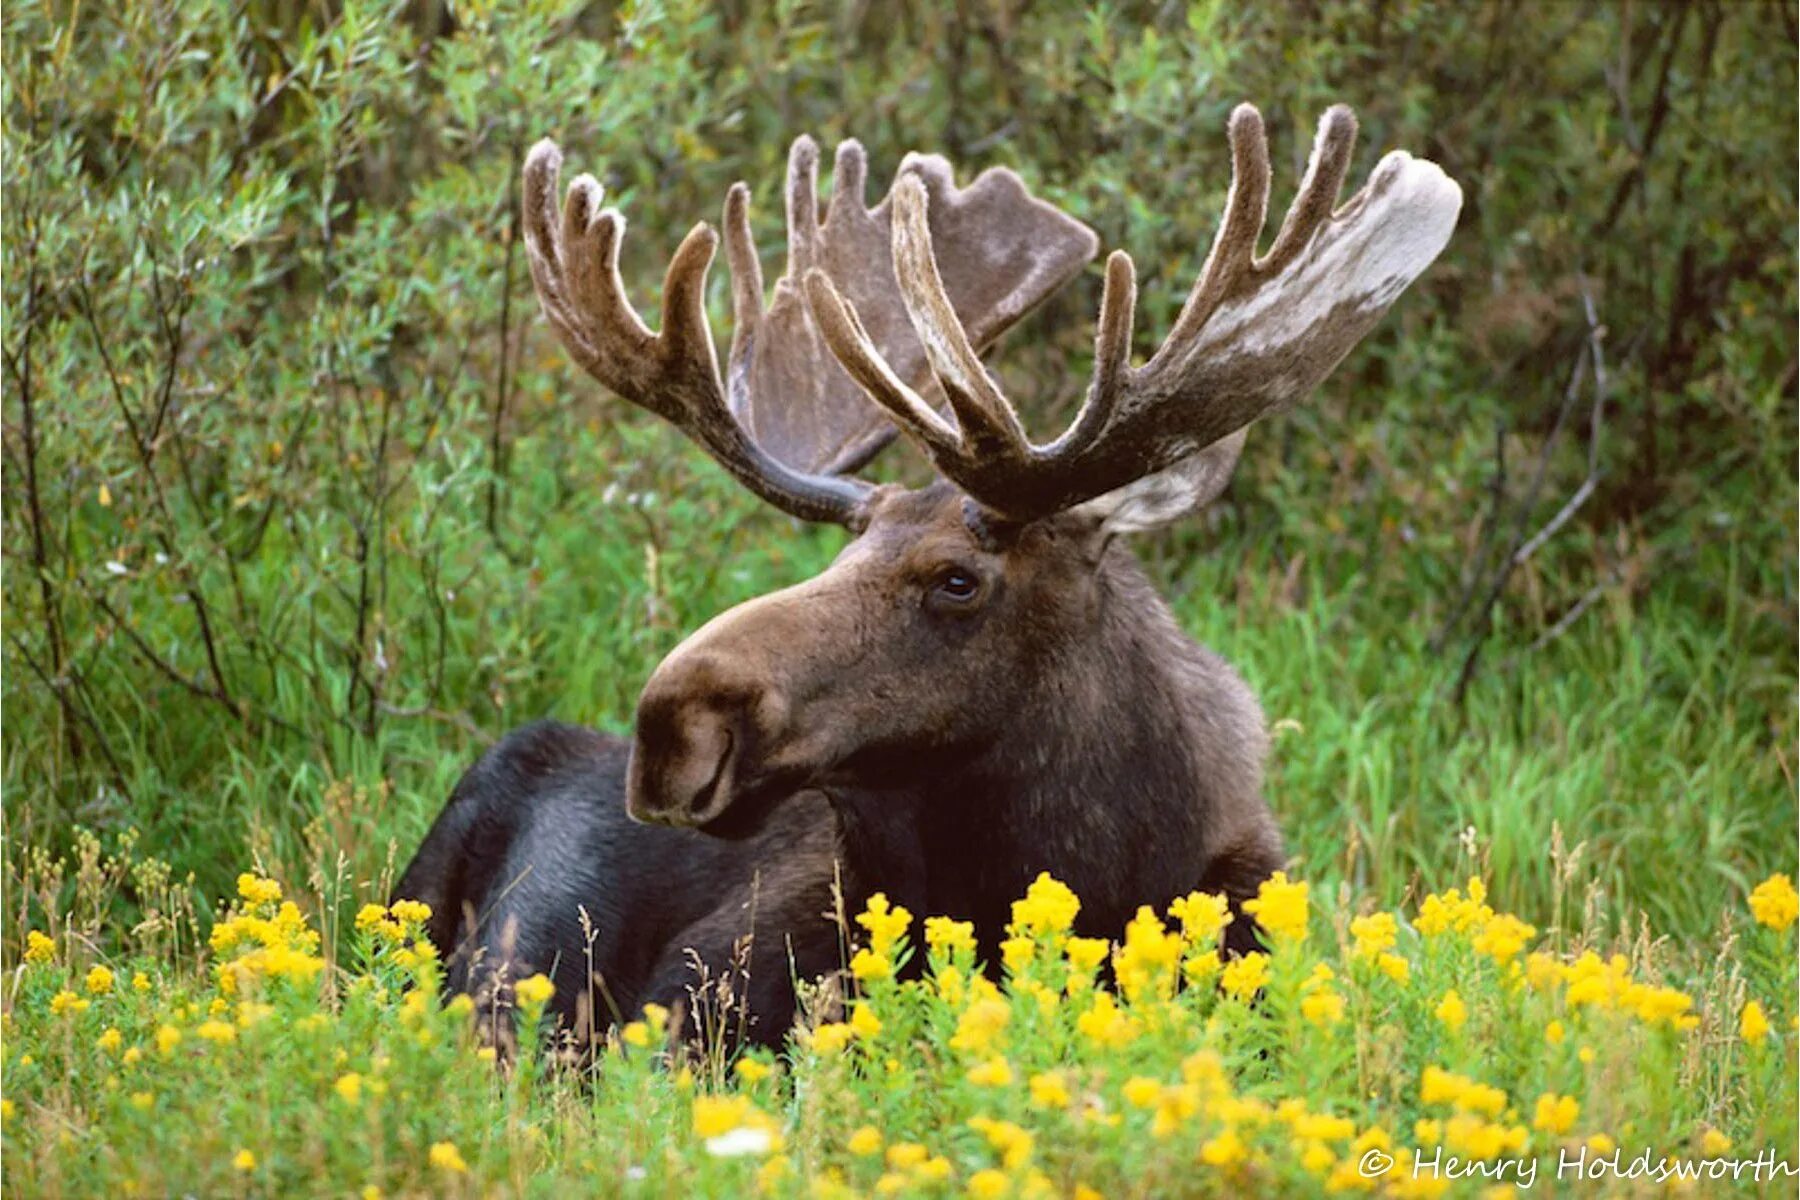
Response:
[[522, 106, 1459, 931]]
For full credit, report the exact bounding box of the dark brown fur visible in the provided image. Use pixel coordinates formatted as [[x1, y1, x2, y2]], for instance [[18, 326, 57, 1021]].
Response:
[[398, 483, 1282, 1050]]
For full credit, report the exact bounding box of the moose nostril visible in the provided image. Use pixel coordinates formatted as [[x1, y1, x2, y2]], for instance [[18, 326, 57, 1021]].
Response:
[[687, 729, 735, 820]]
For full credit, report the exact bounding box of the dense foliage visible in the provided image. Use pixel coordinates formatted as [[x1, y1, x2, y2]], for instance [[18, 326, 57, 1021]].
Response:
[[2, 0, 1795, 1193], [6, 854, 1796, 1196]]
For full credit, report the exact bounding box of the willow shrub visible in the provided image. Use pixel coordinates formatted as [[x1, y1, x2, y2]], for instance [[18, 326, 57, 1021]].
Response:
[[5, 835, 1795, 1197]]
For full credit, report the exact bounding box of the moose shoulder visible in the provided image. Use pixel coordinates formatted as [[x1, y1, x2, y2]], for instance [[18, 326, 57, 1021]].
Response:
[[396, 103, 1461, 1051]]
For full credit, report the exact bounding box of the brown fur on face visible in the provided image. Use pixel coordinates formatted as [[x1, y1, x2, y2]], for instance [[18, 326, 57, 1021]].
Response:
[[630, 484, 1104, 824], [628, 482, 1283, 948]]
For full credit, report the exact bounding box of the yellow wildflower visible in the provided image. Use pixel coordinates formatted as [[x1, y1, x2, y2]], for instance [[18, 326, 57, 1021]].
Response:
[[389, 898, 431, 925], [1065, 936, 1110, 976], [1010, 872, 1080, 938], [130, 1091, 154, 1111], [1075, 990, 1138, 1047], [354, 903, 389, 930], [428, 1141, 468, 1173], [1741, 1000, 1771, 1047], [49, 990, 89, 1016], [1532, 1093, 1579, 1135], [155, 1025, 182, 1055], [918, 1156, 953, 1182], [232, 1149, 256, 1172], [1376, 952, 1411, 982], [1700, 1127, 1732, 1156], [24, 931, 55, 964], [849, 1003, 882, 1040], [1115, 906, 1183, 1002], [808, 1023, 853, 1056], [1349, 911, 1398, 958], [1242, 871, 1309, 942], [1416, 879, 1493, 937], [1301, 987, 1345, 1026], [1182, 949, 1222, 985], [621, 1021, 650, 1047], [514, 973, 554, 1008], [735, 1058, 773, 1085], [950, 995, 1011, 1055], [1029, 1071, 1071, 1110], [969, 1116, 1033, 1169], [132, 972, 151, 993], [887, 1143, 928, 1170], [237, 873, 282, 905], [335, 1073, 363, 1104], [968, 1169, 1008, 1199], [966, 1057, 1014, 1087], [1000, 936, 1036, 972], [1434, 989, 1468, 1031], [1199, 1126, 1249, 1168], [850, 948, 893, 982], [1219, 951, 1270, 1001], [847, 1125, 883, 1156], [693, 1095, 750, 1138], [196, 1020, 236, 1044], [96, 1027, 123, 1054], [1587, 1133, 1616, 1154], [1122, 1076, 1162, 1109], [924, 917, 976, 956], [856, 893, 913, 959], [1545, 1019, 1566, 1045], [1169, 891, 1231, 945], [1748, 873, 1799, 931]]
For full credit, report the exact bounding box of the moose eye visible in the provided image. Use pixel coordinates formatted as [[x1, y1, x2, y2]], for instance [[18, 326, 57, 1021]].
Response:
[[930, 568, 982, 607]]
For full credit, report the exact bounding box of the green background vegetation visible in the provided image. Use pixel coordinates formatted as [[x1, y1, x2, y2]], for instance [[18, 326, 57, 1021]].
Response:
[[4, 0, 1795, 953]]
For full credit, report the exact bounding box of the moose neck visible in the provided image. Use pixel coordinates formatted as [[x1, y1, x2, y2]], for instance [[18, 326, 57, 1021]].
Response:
[[832, 544, 1273, 946]]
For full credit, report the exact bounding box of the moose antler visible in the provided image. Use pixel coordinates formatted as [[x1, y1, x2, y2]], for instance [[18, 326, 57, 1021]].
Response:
[[805, 104, 1463, 524], [523, 137, 1097, 524]]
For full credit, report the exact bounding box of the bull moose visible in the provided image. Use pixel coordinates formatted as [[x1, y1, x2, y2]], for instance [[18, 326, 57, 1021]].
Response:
[[394, 103, 1460, 1052]]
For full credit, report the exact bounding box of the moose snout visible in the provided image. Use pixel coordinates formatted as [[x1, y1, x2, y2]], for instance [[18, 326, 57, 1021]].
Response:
[[626, 651, 788, 827]]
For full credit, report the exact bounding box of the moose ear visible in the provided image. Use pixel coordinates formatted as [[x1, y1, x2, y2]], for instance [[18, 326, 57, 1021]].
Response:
[[1071, 430, 1248, 535]]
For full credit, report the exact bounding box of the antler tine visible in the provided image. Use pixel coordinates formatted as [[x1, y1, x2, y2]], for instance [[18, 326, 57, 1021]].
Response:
[[803, 269, 961, 452], [722, 182, 764, 404], [1255, 105, 1357, 280], [521, 139, 870, 526], [888, 177, 1032, 458], [1049, 249, 1136, 457], [1155, 103, 1273, 360]]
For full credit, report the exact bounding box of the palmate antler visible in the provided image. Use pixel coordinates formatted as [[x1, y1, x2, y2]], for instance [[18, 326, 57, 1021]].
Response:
[[805, 104, 1463, 528], [522, 137, 1097, 525]]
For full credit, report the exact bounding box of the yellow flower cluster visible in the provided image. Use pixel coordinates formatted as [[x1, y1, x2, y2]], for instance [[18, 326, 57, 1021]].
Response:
[[1749, 872, 1798, 931], [10, 858, 1787, 1197], [211, 897, 325, 994], [1524, 949, 1698, 1030], [24, 930, 56, 964], [1008, 873, 1080, 939], [855, 893, 912, 960], [1113, 906, 1183, 1003], [1241, 870, 1309, 942]]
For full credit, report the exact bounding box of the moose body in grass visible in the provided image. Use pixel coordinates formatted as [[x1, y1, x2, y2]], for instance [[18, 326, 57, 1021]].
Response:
[[395, 103, 1460, 1052]]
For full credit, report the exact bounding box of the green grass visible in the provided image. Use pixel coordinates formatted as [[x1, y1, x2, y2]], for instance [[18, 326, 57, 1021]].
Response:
[[14, 412, 1789, 946]]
